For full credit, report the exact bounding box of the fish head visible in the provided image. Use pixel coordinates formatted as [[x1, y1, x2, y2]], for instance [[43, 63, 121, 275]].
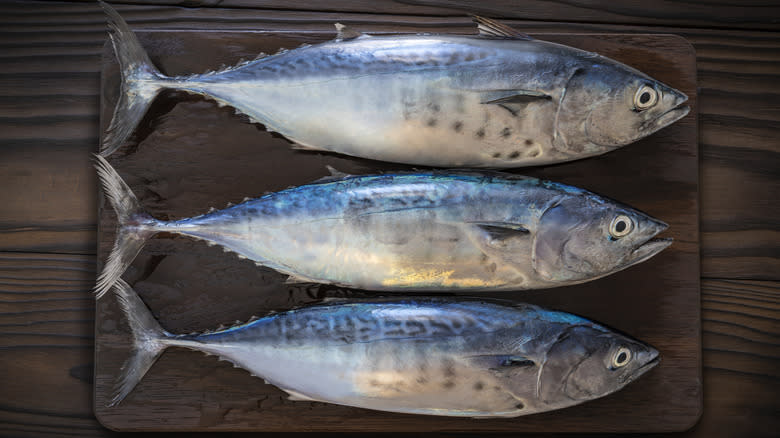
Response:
[[553, 59, 689, 155], [539, 324, 660, 405], [532, 193, 672, 283]]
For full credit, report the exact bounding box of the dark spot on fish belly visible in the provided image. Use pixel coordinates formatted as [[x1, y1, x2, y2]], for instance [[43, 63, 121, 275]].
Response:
[[501, 127, 512, 138], [443, 363, 456, 378], [464, 53, 475, 62], [515, 401, 525, 409], [453, 121, 463, 132], [442, 380, 456, 389], [416, 376, 428, 384], [475, 128, 486, 139], [474, 381, 484, 391], [370, 379, 381, 387], [247, 208, 258, 214], [427, 118, 438, 127], [529, 149, 540, 157], [509, 151, 520, 159], [492, 152, 501, 158], [428, 103, 441, 113], [525, 139, 534, 146]]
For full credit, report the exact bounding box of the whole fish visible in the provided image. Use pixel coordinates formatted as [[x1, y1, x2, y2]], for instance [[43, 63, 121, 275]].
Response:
[[108, 279, 660, 417], [94, 155, 671, 299], [100, 2, 689, 167]]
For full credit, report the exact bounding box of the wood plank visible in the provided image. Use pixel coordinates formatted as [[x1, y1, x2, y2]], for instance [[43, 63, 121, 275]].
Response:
[[90, 30, 700, 432], [0, 253, 106, 438], [0, 253, 775, 436], [29, 0, 780, 32], [0, 2, 776, 279]]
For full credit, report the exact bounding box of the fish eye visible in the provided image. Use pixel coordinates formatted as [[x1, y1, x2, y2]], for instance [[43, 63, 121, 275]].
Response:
[[612, 347, 632, 368], [609, 215, 633, 238], [634, 85, 658, 110]]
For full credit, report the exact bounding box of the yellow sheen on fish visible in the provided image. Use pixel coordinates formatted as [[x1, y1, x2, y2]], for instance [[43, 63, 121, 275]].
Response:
[[94, 156, 672, 299]]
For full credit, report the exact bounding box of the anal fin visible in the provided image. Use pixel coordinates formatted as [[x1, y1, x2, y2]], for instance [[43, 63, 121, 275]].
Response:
[[283, 388, 322, 402], [285, 274, 313, 284], [290, 142, 328, 152]]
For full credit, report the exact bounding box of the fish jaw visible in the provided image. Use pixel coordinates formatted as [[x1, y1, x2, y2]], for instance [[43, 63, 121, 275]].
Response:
[[620, 217, 673, 270], [639, 88, 690, 136], [620, 347, 661, 385]]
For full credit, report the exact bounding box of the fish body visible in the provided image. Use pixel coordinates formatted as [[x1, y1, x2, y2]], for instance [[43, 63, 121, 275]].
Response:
[[94, 156, 671, 298], [101, 3, 689, 166], [109, 280, 660, 417]]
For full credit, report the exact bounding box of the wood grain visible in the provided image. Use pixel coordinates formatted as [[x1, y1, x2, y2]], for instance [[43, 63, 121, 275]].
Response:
[[0, 1, 776, 278], [36, 0, 780, 32], [1, 262, 776, 436], [0, 0, 777, 436], [90, 30, 700, 432]]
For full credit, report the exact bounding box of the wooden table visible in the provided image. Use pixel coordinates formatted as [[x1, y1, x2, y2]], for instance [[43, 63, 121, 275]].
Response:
[[1, 1, 777, 436]]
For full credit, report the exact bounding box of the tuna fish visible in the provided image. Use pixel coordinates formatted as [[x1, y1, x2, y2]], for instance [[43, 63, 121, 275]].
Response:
[[100, 2, 689, 167], [94, 155, 671, 299], [107, 279, 660, 416]]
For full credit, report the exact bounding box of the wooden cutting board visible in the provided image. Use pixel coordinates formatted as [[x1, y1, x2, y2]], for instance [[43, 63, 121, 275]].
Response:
[[94, 28, 700, 432]]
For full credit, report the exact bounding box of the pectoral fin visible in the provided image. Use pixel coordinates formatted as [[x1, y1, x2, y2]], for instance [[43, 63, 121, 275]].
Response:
[[464, 221, 533, 272], [481, 89, 551, 105], [468, 354, 536, 370], [469, 222, 530, 246]]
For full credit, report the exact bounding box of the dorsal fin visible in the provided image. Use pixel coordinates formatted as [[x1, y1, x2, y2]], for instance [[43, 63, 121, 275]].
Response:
[[335, 23, 366, 40], [472, 15, 532, 40], [325, 165, 350, 178], [312, 165, 353, 184]]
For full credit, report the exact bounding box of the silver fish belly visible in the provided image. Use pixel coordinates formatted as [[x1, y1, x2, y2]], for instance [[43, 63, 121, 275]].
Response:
[[94, 156, 671, 298], [109, 280, 660, 417], [101, 3, 689, 166]]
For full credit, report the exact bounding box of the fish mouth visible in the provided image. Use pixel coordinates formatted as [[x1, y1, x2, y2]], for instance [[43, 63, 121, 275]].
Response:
[[640, 99, 690, 135], [621, 221, 673, 269], [620, 350, 661, 384]]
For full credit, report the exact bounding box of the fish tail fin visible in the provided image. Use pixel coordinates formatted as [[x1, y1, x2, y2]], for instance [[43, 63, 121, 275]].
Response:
[[109, 279, 171, 407], [94, 154, 160, 300], [100, 1, 168, 156]]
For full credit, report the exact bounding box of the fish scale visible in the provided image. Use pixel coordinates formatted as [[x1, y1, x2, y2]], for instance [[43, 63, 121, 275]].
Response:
[[94, 155, 672, 299], [108, 280, 660, 417], [100, 2, 689, 165]]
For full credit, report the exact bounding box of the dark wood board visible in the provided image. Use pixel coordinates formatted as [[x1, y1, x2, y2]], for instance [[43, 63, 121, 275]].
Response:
[[94, 29, 699, 432]]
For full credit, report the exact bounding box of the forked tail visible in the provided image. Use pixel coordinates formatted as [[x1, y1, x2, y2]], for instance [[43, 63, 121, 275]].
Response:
[[94, 155, 160, 299], [100, 1, 168, 156], [109, 279, 171, 406]]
